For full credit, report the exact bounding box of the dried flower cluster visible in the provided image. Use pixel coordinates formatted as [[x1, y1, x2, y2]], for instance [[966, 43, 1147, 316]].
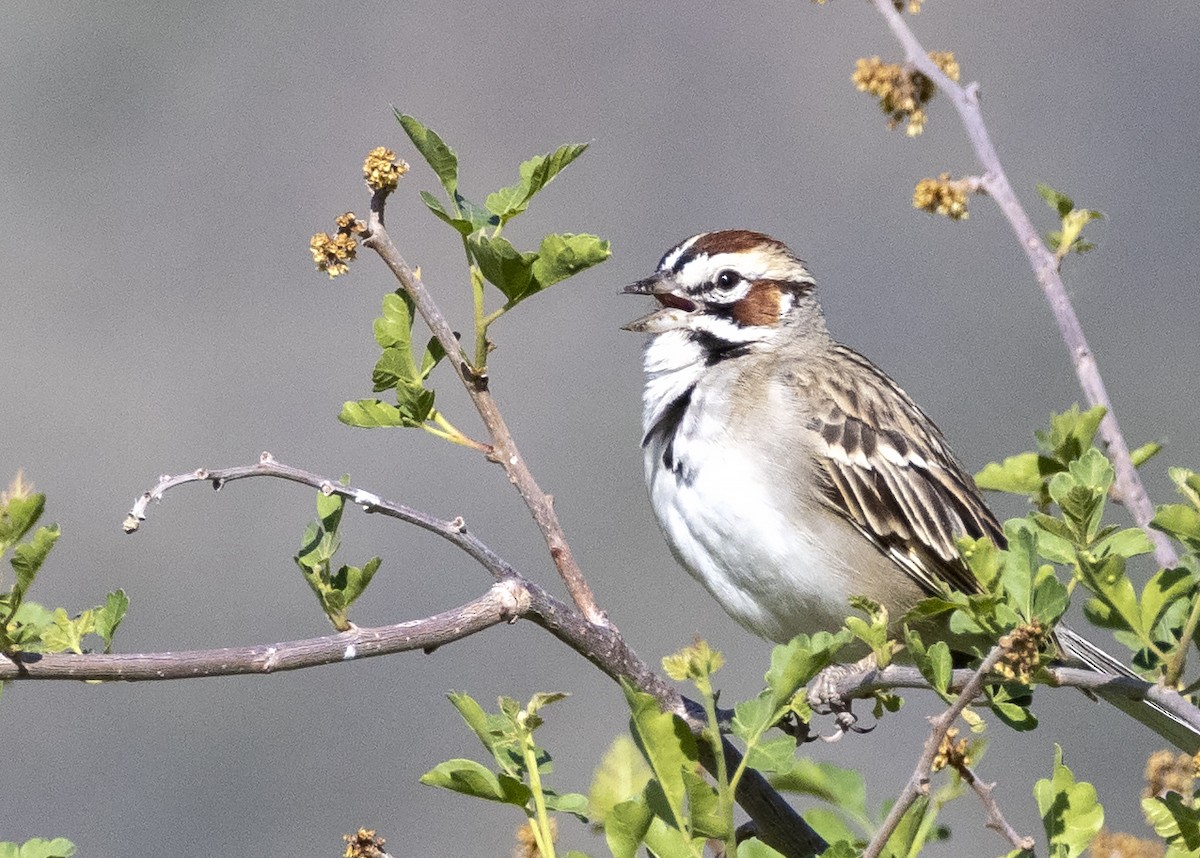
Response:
[[993, 620, 1045, 684], [1144, 749, 1196, 799], [310, 212, 368, 279], [852, 51, 959, 135], [514, 818, 557, 858], [913, 173, 971, 221], [1088, 829, 1165, 858], [363, 146, 408, 192], [932, 727, 970, 772], [343, 828, 387, 858]]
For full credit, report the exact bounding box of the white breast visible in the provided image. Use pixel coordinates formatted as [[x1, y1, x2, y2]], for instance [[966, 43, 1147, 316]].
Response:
[[640, 334, 859, 642]]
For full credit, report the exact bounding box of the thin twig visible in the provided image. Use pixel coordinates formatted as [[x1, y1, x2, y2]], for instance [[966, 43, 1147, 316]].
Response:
[[360, 189, 607, 625], [958, 764, 1035, 852], [868, 0, 1177, 569], [863, 644, 1007, 858]]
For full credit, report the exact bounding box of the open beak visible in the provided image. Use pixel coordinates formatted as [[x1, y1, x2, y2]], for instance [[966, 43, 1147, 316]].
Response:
[[620, 275, 698, 333]]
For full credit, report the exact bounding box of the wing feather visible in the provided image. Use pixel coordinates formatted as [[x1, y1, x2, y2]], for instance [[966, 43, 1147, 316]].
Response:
[[800, 345, 1004, 598]]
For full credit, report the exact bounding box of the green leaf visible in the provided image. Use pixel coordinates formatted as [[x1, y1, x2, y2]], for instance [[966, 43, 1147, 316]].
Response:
[[1130, 441, 1163, 468], [396, 112, 458, 197], [420, 336, 447, 380], [394, 382, 437, 426], [530, 233, 611, 291], [486, 143, 589, 222], [588, 736, 652, 825], [94, 589, 129, 652], [1031, 572, 1069, 626], [1, 839, 76, 858], [956, 535, 1003, 590], [1141, 567, 1196, 637], [9, 524, 61, 596], [906, 629, 952, 697], [467, 233, 536, 302], [454, 192, 499, 232], [331, 557, 381, 609], [1037, 405, 1106, 463], [1037, 183, 1076, 218], [1143, 792, 1200, 852], [419, 191, 475, 235], [339, 399, 406, 428], [975, 452, 1044, 495], [622, 683, 695, 829], [1094, 527, 1154, 560], [543, 789, 590, 822], [743, 735, 799, 774], [605, 798, 654, 858], [374, 292, 416, 349], [0, 492, 45, 550], [1034, 745, 1103, 858], [41, 607, 91, 654], [1000, 521, 1039, 620], [419, 758, 531, 806], [447, 691, 515, 770], [1155, 504, 1200, 551], [682, 768, 729, 840]]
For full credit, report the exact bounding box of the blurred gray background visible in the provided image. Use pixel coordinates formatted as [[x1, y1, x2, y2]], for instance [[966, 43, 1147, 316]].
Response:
[[3, 2, 1198, 855]]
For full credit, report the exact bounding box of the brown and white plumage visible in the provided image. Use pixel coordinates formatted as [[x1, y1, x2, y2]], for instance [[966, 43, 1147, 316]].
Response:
[[624, 229, 1199, 751]]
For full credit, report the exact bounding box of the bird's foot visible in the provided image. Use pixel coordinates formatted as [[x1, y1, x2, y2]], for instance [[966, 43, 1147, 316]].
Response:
[[807, 654, 878, 742]]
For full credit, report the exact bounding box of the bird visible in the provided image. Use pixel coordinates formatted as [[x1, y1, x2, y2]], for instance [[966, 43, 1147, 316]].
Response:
[[622, 228, 1198, 752]]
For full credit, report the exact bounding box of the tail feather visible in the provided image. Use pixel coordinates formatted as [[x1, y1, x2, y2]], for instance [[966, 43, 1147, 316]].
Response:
[[1055, 624, 1200, 754]]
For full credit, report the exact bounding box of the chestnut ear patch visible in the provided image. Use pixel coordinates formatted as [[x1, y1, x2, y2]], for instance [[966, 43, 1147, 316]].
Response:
[[730, 281, 783, 327]]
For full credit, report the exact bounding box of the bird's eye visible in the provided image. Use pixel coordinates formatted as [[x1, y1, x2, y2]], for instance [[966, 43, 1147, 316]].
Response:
[[715, 269, 740, 290]]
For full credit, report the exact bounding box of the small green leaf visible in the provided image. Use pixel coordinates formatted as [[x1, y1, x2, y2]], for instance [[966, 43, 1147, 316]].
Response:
[[543, 789, 590, 822], [9, 524, 61, 596], [1, 838, 76, 858], [742, 735, 798, 774], [1037, 183, 1075, 217], [1140, 567, 1195, 637], [394, 383, 436, 426], [374, 292, 416, 349], [957, 535, 1003, 589], [0, 492, 45, 550], [339, 399, 405, 428], [1130, 441, 1163, 468], [419, 758, 531, 806], [1143, 792, 1200, 851], [331, 557, 381, 609], [1034, 745, 1103, 858], [1155, 504, 1200, 551], [485, 143, 589, 222], [467, 233, 536, 302], [530, 233, 611, 290], [396, 113, 458, 197], [453, 192, 499, 232], [605, 798, 654, 858], [683, 768, 729, 840], [975, 452, 1044, 495], [419, 191, 474, 235], [94, 589, 129, 652], [738, 839, 791, 858], [41, 607, 91, 654]]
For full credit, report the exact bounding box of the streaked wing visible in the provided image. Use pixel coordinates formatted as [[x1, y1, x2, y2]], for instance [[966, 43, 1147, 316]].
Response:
[[804, 345, 1004, 597]]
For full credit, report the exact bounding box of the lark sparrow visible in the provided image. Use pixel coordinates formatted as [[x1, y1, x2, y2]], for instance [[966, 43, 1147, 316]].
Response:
[[624, 229, 1197, 751]]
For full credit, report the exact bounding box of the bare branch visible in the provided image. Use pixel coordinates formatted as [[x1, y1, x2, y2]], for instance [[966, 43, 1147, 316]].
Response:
[[959, 765, 1035, 852], [868, 0, 1177, 569], [359, 190, 606, 625], [1, 582, 527, 681], [864, 644, 1008, 858]]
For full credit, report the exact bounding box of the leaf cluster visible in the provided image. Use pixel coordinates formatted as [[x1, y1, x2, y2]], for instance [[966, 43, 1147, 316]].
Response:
[[293, 487, 380, 631], [339, 114, 610, 444], [0, 477, 126, 672], [1036, 183, 1104, 264], [975, 405, 1200, 686]]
